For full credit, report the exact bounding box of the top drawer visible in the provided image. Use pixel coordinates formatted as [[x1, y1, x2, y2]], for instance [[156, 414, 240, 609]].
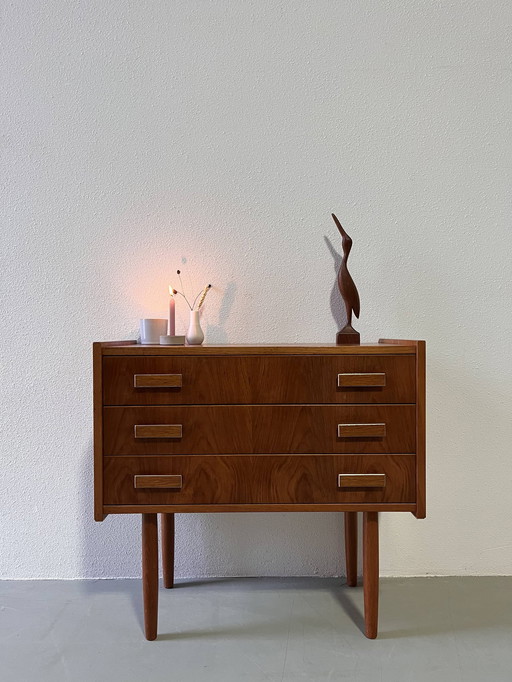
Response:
[[103, 354, 415, 405]]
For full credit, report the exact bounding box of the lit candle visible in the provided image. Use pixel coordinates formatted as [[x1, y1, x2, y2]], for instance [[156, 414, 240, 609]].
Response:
[[168, 286, 176, 336]]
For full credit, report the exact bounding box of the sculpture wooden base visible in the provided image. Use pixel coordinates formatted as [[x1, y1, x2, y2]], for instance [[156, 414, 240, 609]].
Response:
[[336, 325, 360, 345]]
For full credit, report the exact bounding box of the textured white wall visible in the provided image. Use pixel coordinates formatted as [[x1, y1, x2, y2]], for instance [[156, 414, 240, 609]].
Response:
[[1, 1, 511, 579]]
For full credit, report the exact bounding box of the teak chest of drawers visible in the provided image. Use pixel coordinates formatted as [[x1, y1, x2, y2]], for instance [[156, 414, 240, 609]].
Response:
[[93, 340, 426, 640]]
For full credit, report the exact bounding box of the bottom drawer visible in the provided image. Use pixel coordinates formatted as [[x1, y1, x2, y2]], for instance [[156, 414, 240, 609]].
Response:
[[104, 455, 415, 505]]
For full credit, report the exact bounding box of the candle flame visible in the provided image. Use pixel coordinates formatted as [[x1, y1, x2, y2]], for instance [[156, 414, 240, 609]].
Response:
[[169, 285, 176, 296]]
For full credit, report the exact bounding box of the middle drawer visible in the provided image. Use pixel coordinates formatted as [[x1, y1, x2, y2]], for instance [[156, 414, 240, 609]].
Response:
[[103, 405, 415, 455]]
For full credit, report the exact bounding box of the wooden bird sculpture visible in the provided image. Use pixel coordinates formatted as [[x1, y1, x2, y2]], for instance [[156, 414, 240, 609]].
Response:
[[331, 213, 361, 345]]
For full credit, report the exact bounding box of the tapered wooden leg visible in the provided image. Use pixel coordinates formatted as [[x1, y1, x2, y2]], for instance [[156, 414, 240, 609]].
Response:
[[363, 512, 379, 639], [344, 512, 358, 586], [142, 513, 158, 641], [161, 513, 175, 589]]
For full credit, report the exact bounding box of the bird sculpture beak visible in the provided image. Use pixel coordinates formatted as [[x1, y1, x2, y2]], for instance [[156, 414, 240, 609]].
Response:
[[332, 213, 347, 237]]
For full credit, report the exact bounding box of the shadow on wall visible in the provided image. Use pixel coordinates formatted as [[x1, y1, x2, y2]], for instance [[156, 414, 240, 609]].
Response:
[[205, 281, 237, 343]]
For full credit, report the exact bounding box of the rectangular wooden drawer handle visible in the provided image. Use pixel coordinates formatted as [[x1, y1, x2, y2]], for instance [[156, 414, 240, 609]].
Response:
[[338, 474, 386, 489], [134, 374, 182, 388], [134, 475, 183, 489], [337, 373, 386, 388], [134, 424, 183, 439], [337, 423, 386, 438]]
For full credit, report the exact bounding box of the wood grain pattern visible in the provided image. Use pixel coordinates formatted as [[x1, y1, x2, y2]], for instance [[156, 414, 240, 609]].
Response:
[[142, 514, 158, 641], [338, 474, 386, 489], [100, 343, 416, 356], [103, 355, 415, 405], [104, 455, 415, 506], [93, 343, 105, 521], [416, 341, 426, 519], [380, 338, 426, 519], [134, 374, 182, 388], [363, 511, 379, 639], [104, 503, 417, 514], [104, 405, 415, 455], [344, 512, 358, 586], [337, 373, 386, 387], [134, 424, 182, 439], [134, 475, 183, 489], [161, 514, 174, 589], [337, 423, 386, 438], [100, 340, 138, 346], [93, 341, 136, 522]]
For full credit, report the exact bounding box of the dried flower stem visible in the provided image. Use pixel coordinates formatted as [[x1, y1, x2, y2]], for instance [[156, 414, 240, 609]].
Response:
[[173, 270, 213, 312], [173, 290, 192, 309], [175, 270, 193, 309]]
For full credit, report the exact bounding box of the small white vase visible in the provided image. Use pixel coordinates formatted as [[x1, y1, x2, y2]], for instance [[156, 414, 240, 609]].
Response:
[[186, 310, 204, 345]]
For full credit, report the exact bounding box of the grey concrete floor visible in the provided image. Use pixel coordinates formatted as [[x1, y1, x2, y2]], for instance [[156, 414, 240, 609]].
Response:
[[1, 577, 511, 682]]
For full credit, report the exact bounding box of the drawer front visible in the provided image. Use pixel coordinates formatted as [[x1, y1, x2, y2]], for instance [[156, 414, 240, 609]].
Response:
[[104, 454, 416, 505], [103, 355, 415, 405], [103, 405, 415, 455]]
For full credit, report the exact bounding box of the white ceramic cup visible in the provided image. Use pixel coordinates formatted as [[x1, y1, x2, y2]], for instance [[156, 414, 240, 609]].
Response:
[[139, 318, 168, 345]]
